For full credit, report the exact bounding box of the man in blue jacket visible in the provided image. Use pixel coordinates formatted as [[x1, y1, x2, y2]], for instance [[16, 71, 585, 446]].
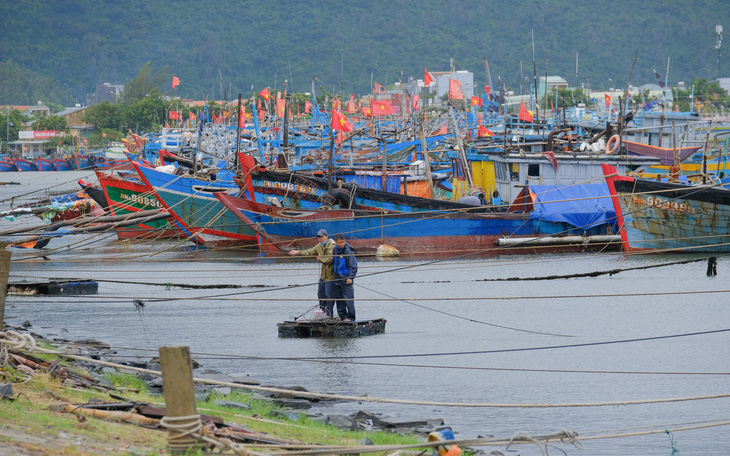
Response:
[[333, 234, 358, 321]]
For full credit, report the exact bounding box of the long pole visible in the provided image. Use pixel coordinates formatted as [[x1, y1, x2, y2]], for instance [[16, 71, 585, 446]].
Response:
[[420, 123, 435, 198], [235, 93, 242, 169], [448, 104, 472, 188]]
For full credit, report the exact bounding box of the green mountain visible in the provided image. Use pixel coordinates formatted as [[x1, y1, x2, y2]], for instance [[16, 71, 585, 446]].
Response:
[[1, 0, 728, 106]]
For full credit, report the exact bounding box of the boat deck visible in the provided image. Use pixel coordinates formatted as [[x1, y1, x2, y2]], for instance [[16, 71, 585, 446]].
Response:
[[277, 318, 386, 338]]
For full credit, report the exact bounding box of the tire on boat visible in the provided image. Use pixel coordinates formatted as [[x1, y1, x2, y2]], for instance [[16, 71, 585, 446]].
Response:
[[325, 188, 353, 209]]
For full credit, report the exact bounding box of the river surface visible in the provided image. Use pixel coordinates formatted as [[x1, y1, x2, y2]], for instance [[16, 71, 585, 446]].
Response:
[[2, 170, 729, 455]]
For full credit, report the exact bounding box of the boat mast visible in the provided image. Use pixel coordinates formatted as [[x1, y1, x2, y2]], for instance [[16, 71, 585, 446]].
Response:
[[448, 104, 473, 188]]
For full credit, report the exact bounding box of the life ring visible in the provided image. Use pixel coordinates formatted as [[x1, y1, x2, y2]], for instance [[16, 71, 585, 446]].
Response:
[[605, 134, 620, 155]]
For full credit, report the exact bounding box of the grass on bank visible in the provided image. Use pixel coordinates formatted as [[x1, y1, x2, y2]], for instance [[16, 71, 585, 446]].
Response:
[[0, 357, 427, 455]]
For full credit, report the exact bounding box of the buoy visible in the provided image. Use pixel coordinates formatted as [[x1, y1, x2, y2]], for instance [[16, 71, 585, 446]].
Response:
[[605, 134, 620, 154], [428, 429, 461, 456], [376, 244, 400, 258]]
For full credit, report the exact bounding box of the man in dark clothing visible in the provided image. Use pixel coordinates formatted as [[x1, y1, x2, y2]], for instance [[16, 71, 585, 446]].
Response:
[[288, 229, 336, 317], [332, 234, 358, 321]]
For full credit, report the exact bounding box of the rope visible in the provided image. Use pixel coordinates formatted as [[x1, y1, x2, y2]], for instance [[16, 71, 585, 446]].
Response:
[[159, 414, 253, 455], [7, 339, 730, 409], [355, 282, 573, 337], [0, 330, 36, 367]]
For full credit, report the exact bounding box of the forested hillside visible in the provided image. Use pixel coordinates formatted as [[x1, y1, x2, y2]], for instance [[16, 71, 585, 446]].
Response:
[[1, 0, 728, 106]]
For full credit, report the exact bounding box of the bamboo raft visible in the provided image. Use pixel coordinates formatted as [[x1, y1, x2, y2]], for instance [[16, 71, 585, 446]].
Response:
[[277, 318, 387, 338]]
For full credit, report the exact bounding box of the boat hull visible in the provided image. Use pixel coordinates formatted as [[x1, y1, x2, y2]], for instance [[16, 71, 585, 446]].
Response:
[[96, 170, 182, 240], [622, 140, 700, 166], [35, 158, 55, 171], [15, 159, 37, 171], [53, 158, 72, 171], [133, 163, 258, 246], [0, 160, 17, 172], [604, 163, 730, 253], [216, 193, 617, 256]]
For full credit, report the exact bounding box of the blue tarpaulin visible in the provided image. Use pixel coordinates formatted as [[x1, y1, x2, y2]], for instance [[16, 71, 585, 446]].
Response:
[[528, 183, 615, 229]]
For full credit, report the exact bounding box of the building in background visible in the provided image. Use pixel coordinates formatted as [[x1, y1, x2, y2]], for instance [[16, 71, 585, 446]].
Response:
[[86, 83, 124, 106]]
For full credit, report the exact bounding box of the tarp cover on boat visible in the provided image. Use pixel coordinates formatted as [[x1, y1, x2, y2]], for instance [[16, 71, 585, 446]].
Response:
[[528, 184, 615, 229]]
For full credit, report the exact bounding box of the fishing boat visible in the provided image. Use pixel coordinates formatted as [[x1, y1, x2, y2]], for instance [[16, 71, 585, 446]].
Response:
[[92, 169, 182, 240], [215, 184, 620, 256], [53, 158, 73, 171], [621, 140, 701, 166], [132, 162, 259, 247], [74, 154, 94, 170], [14, 158, 37, 171], [603, 163, 730, 253], [35, 157, 55, 171], [0, 159, 17, 172]]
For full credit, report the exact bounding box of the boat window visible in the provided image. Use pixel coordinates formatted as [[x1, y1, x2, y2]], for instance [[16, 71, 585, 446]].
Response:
[[527, 164, 540, 177], [494, 162, 509, 181]]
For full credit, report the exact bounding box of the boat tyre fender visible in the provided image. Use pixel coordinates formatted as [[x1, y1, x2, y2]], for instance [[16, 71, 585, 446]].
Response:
[[605, 134, 620, 155], [326, 188, 352, 209]]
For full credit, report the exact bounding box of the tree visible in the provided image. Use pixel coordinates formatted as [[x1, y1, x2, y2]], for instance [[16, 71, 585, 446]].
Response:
[[32, 115, 68, 132], [122, 92, 166, 133], [0, 109, 26, 152], [83, 101, 124, 131], [122, 62, 171, 105]]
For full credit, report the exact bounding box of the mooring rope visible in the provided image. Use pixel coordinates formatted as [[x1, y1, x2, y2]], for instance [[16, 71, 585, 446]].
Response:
[[2, 333, 728, 409]]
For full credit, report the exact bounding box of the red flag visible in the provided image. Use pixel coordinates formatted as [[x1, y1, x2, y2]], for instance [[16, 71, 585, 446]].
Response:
[[332, 109, 353, 132], [258, 109, 266, 120], [304, 100, 312, 114], [471, 96, 483, 107], [551, 99, 554, 110], [485, 85, 491, 94], [424, 67, 433, 86], [360, 106, 372, 117], [347, 100, 356, 114], [542, 151, 558, 171], [605, 94, 611, 107], [518, 100, 533, 122], [333, 98, 341, 110], [438, 124, 447, 135], [189, 112, 196, 121], [171, 76, 180, 88], [448, 79, 464, 100], [336, 129, 344, 144], [373, 82, 386, 94], [168, 110, 179, 120], [259, 87, 271, 100], [275, 98, 285, 118], [478, 125, 493, 137], [371, 99, 393, 116], [412, 95, 420, 111]]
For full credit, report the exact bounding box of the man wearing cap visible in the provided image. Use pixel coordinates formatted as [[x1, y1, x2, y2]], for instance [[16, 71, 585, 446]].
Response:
[[288, 230, 336, 317]]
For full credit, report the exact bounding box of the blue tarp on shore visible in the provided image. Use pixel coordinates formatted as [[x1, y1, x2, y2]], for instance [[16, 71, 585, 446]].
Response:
[[528, 183, 615, 230]]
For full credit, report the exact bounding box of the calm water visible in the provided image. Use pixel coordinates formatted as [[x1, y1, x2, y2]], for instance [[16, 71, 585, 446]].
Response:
[[2, 171, 729, 455]]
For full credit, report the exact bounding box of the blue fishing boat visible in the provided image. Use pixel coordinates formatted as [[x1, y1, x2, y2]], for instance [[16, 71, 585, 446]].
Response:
[[35, 157, 55, 171], [15, 158, 37, 171], [53, 158, 72, 171], [74, 154, 94, 170], [215, 183, 620, 256], [0, 159, 17, 172]]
